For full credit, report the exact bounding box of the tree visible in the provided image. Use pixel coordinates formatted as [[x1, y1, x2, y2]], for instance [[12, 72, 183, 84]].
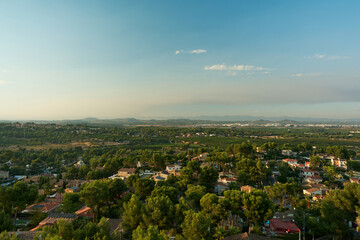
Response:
[[323, 166, 338, 185], [310, 155, 322, 169], [122, 195, 144, 233], [0, 210, 14, 232], [80, 180, 110, 221], [265, 182, 302, 208], [242, 190, 274, 230], [0, 231, 19, 240], [132, 225, 170, 240], [62, 193, 82, 213], [185, 185, 207, 210], [108, 178, 127, 204], [8, 182, 38, 225], [236, 158, 267, 185], [151, 186, 179, 204], [134, 178, 155, 200], [200, 193, 228, 224], [224, 190, 245, 215], [199, 166, 218, 190], [180, 210, 211, 240], [143, 195, 175, 229]]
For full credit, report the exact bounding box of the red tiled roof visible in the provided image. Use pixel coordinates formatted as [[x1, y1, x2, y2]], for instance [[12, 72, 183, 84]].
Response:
[[269, 218, 300, 234], [302, 169, 318, 173], [283, 159, 297, 162], [75, 206, 93, 217], [118, 168, 136, 173], [309, 175, 322, 180]]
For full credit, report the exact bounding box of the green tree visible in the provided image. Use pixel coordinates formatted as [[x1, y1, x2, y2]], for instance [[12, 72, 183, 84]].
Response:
[[200, 193, 228, 224], [80, 180, 110, 221], [8, 182, 38, 225], [224, 190, 245, 215], [310, 155, 322, 169], [122, 195, 144, 233], [242, 190, 274, 229], [180, 210, 211, 240], [134, 178, 155, 200], [0, 231, 19, 240], [151, 186, 179, 204], [132, 225, 170, 240], [0, 210, 14, 232], [185, 185, 207, 210], [199, 166, 218, 190], [61, 193, 82, 213], [143, 196, 175, 229]]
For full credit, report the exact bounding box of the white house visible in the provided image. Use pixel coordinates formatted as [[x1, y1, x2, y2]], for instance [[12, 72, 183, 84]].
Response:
[[301, 169, 319, 178], [166, 164, 182, 171]]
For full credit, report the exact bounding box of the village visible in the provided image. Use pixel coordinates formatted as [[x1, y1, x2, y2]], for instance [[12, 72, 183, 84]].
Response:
[[1, 139, 358, 240]]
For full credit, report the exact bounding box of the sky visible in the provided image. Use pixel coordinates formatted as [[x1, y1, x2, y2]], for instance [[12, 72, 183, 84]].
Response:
[[0, 0, 360, 120]]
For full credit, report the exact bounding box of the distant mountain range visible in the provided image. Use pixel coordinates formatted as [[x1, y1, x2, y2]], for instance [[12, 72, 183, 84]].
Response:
[[3, 115, 360, 126]]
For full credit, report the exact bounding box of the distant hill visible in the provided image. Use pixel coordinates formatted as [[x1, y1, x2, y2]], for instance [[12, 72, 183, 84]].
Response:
[[2, 115, 360, 126]]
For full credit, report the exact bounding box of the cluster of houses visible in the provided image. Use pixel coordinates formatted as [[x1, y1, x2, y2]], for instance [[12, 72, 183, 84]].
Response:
[[4, 147, 360, 239]]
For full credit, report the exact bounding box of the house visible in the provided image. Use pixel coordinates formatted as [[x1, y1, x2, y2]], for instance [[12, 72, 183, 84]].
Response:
[[241, 185, 254, 193], [166, 164, 182, 171], [303, 188, 323, 196], [219, 177, 237, 185], [350, 178, 360, 184], [75, 206, 93, 218], [269, 218, 300, 235], [167, 169, 181, 177], [0, 170, 9, 179], [273, 210, 295, 222], [282, 150, 297, 157], [23, 202, 61, 213], [30, 213, 77, 231], [152, 170, 173, 181], [304, 175, 323, 184], [215, 182, 229, 195], [65, 186, 80, 193], [117, 168, 137, 179], [300, 169, 319, 178], [331, 158, 347, 169], [294, 164, 305, 169], [74, 160, 85, 168], [139, 169, 155, 178], [219, 171, 237, 178], [305, 162, 310, 168], [282, 159, 297, 166]]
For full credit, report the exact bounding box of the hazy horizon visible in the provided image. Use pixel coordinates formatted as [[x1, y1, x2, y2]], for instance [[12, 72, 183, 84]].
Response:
[[1, 1, 359, 120]]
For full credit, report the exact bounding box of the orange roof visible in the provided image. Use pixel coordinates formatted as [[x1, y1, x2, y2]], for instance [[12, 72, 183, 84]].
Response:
[[241, 185, 254, 192], [76, 206, 93, 217], [118, 168, 136, 173]]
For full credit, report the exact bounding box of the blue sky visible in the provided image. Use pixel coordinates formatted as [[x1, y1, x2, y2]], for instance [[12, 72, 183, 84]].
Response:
[[0, 0, 359, 120]]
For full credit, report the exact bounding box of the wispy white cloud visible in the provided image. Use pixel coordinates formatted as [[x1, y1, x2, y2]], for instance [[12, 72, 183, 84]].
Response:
[[305, 54, 348, 60], [0, 80, 11, 85], [175, 49, 207, 54], [292, 72, 323, 77], [190, 49, 207, 54], [204, 64, 267, 71]]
